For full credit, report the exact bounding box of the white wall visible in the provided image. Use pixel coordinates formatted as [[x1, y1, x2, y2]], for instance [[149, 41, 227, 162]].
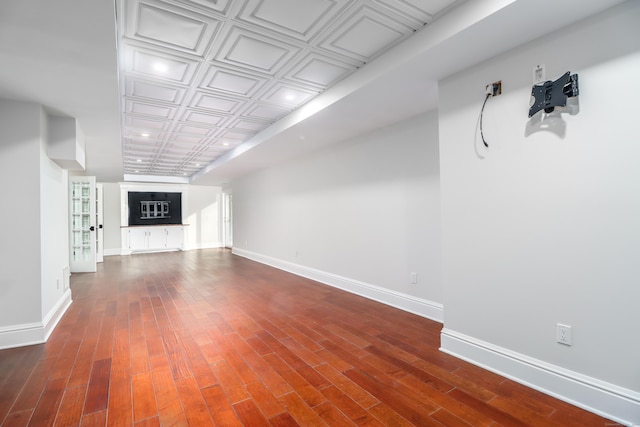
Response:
[[438, 2, 640, 424], [0, 100, 43, 328], [233, 111, 443, 319], [0, 99, 72, 348], [186, 185, 222, 250], [39, 109, 71, 322]]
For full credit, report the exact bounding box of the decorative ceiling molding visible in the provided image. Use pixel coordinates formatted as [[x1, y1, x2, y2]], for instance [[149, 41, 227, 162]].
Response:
[[116, 0, 457, 178]]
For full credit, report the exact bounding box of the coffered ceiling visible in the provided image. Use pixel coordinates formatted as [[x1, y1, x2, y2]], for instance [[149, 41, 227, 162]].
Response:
[[0, 0, 627, 185], [116, 0, 459, 180]]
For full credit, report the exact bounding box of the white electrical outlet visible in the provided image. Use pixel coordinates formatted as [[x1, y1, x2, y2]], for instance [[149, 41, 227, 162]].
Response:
[[557, 323, 572, 346], [410, 272, 417, 284]]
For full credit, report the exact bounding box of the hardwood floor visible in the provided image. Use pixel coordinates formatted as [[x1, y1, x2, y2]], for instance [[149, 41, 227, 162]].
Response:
[[0, 249, 619, 426]]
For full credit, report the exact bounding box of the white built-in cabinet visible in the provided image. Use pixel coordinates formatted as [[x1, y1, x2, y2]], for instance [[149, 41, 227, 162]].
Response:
[[126, 226, 184, 252], [165, 226, 184, 249], [120, 183, 188, 255]]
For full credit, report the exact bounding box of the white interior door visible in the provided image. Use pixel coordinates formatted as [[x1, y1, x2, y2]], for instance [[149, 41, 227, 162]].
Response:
[[223, 193, 233, 248], [70, 176, 97, 272], [96, 183, 104, 263]]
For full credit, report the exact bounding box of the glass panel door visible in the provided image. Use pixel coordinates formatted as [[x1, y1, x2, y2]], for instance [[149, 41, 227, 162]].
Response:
[[96, 183, 104, 263], [70, 176, 97, 272]]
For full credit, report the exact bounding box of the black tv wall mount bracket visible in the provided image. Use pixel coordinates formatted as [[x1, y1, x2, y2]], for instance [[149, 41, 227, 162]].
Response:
[[528, 71, 579, 117]]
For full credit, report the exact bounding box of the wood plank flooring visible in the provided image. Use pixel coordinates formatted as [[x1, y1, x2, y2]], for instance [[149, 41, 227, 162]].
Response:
[[0, 249, 619, 426]]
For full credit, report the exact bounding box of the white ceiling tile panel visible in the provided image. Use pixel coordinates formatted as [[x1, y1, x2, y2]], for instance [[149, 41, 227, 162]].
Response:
[[262, 83, 319, 107], [125, 77, 187, 104], [218, 129, 254, 140], [167, 133, 204, 145], [126, 46, 200, 85], [125, 99, 178, 119], [243, 103, 292, 121], [124, 155, 153, 161], [160, 149, 194, 157], [284, 52, 357, 88], [226, 117, 270, 132], [123, 130, 165, 142], [126, 0, 221, 56], [156, 155, 192, 163], [180, 110, 229, 126], [237, 0, 345, 42], [175, 0, 232, 15], [123, 141, 162, 152], [199, 64, 269, 97], [124, 116, 170, 130], [214, 27, 302, 74], [192, 150, 223, 159], [393, 0, 457, 16], [189, 92, 246, 114], [173, 123, 216, 136], [374, 0, 431, 25], [319, 6, 412, 61]]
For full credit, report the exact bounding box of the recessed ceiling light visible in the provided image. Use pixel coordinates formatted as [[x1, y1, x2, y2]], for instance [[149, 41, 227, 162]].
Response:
[[141, 133, 149, 137], [136, 159, 142, 162], [222, 142, 229, 146], [135, 170, 139, 173], [285, 93, 295, 101], [195, 163, 200, 167], [153, 62, 168, 73]]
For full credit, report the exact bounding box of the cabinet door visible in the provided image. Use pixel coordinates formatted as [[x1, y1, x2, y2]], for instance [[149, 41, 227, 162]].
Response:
[[70, 176, 97, 273], [148, 228, 165, 249], [165, 227, 184, 249], [128, 228, 148, 250]]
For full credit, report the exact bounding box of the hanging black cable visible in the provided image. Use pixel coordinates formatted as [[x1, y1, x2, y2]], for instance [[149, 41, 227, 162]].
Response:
[[480, 93, 491, 148]]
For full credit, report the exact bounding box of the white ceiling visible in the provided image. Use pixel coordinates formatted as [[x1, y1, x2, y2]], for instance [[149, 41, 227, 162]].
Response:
[[0, 0, 627, 186], [116, 0, 460, 182]]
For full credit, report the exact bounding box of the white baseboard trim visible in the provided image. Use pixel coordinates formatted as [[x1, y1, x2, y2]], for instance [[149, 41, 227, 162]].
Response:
[[104, 248, 121, 257], [184, 241, 223, 251], [232, 248, 443, 323], [440, 328, 640, 427], [43, 289, 73, 341], [116, 243, 224, 256], [0, 322, 44, 350], [0, 289, 72, 350], [120, 248, 181, 255]]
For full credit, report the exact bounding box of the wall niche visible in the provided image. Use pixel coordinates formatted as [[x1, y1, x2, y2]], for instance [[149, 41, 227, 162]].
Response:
[[127, 192, 182, 226]]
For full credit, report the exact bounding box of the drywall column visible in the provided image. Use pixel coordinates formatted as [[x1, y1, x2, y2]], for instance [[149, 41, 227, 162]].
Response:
[[0, 99, 72, 349], [0, 100, 44, 345], [40, 111, 72, 332]]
